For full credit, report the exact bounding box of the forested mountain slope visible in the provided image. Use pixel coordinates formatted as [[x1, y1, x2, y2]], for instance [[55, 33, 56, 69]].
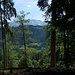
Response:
[[10, 25, 46, 50], [0, 25, 47, 50]]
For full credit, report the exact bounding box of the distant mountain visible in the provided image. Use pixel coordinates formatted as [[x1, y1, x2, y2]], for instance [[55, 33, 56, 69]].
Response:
[[9, 19, 47, 27], [0, 20, 47, 49], [27, 19, 47, 26]]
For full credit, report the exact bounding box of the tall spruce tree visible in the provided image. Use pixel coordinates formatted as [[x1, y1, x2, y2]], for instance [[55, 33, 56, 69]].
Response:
[[15, 11, 29, 68], [0, 0, 16, 68], [37, 0, 56, 68], [37, 0, 75, 68]]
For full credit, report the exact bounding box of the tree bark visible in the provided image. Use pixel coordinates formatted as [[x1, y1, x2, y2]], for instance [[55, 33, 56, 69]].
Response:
[[51, 30, 56, 68], [63, 29, 69, 68], [22, 22, 27, 67], [50, 0, 56, 68]]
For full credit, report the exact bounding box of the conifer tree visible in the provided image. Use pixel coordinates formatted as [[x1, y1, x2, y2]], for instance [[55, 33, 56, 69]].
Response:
[[0, 0, 16, 68]]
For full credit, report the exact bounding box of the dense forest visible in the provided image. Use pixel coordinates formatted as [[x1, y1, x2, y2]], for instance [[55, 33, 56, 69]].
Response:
[[0, 21, 50, 68], [0, 25, 47, 49], [10, 25, 47, 50], [37, 0, 75, 69], [0, 1, 75, 74]]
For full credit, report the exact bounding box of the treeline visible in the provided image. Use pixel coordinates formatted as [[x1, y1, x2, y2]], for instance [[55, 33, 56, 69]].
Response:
[[0, 22, 75, 69], [1, 0, 75, 70]]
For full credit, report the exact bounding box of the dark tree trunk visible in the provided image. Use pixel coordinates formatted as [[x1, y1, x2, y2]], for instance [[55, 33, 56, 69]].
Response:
[[66, 30, 69, 68], [3, 3, 8, 68], [2, 24, 6, 68], [51, 30, 56, 67], [0, 8, 6, 68], [0, 3, 8, 68], [50, 0, 56, 68], [63, 29, 69, 68], [4, 24, 8, 68], [22, 22, 27, 67]]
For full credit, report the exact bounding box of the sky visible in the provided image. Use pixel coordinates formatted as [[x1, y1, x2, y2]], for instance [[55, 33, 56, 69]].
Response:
[[13, 0, 45, 21]]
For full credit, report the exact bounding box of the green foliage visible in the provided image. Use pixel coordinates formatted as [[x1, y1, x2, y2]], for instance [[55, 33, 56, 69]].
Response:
[[18, 56, 27, 68], [18, 47, 39, 68], [9, 25, 46, 50], [0, 0, 16, 68], [6, 42, 19, 68], [37, 0, 75, 69], [39, 47, 50, 68], [8, 50, 19, 68], [0, 29, 49, 69], [0, 49, 3, 68]]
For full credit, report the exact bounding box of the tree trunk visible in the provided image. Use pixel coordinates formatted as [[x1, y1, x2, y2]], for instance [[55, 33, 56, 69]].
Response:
[[51, 30, 56, 68], [66, 30, 69, 68], [63, 29, 69, 68], [0, 7, 6, 68], [50, 0, 56, 68], [4, 25, 8, 68], [2, 25, 6, 68], [22, 23, 27, 67], [0, 3, 8, 68], [4, 3, 8, 68]]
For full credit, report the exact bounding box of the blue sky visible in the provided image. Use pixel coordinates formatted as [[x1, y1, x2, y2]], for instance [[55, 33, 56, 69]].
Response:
[[13, 0, 45, 21]]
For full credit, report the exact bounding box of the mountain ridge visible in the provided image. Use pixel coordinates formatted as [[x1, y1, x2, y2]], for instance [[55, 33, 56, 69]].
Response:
[[9, 19, 47, 27]]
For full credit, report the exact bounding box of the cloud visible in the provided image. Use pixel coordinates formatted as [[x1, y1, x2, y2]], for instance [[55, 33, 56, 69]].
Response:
[[26, 1, 37, 8], [27, 5, 31, 8]]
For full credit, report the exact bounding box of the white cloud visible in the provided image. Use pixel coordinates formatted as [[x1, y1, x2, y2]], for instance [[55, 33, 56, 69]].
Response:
[[27, 1, 37, 8], [27, 5, 31, 8]]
